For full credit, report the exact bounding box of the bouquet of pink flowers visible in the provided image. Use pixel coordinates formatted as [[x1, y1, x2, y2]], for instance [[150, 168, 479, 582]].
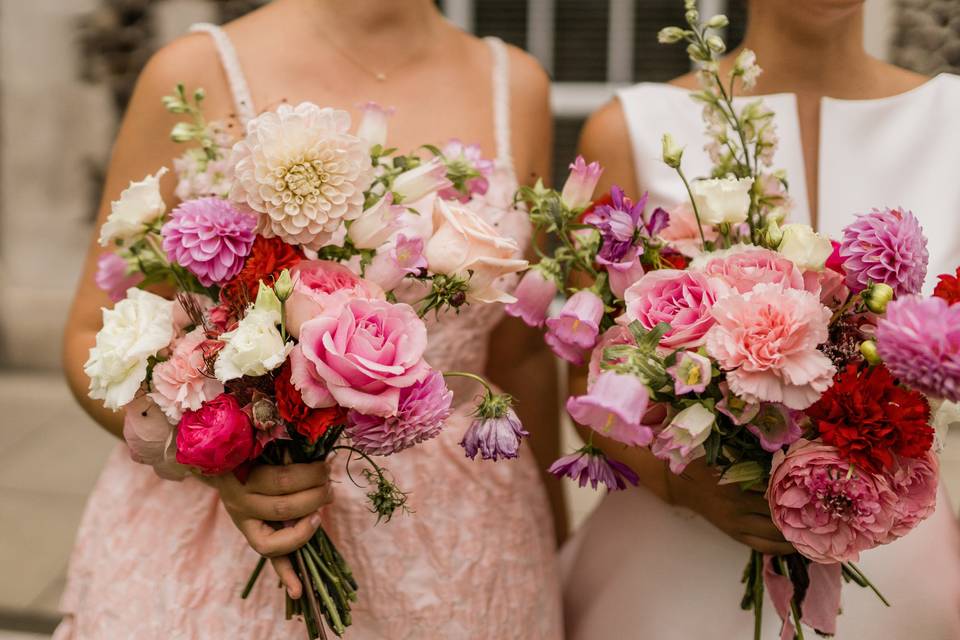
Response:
[[512, 4, 960, 638], [85, 87, 529, 638]]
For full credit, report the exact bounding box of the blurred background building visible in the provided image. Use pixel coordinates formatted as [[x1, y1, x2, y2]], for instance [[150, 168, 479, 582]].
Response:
[[0, 0, 956, 635]]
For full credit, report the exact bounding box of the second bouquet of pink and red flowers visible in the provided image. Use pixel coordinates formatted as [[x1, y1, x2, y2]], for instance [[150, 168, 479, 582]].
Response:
[[85, 87, 529, 638], [512, 4, 960, 639]]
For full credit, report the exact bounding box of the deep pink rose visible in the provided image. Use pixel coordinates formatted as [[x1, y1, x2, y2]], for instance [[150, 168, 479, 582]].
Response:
[[285, 260, 383, 338], [292, 298, 429, 417], [702, 247, 805, 294], [175, 393, 255, 475], [620, 269, 718, 349]]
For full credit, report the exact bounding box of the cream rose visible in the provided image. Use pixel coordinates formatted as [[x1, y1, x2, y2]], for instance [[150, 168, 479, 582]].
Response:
[[214, 308, 293, 382], [691, 176, 754, 225], [85, 288, 175, 410], [98, 167, 168, 247], [424, 199, 528, 304], [778, 223, 833, 271]]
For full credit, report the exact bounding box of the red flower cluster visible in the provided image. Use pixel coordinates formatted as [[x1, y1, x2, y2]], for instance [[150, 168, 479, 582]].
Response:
[[934, 267, 960, 305], [274, 363, 345, 443], [807, 363, 932, 473], [219, 236, 303, 311]]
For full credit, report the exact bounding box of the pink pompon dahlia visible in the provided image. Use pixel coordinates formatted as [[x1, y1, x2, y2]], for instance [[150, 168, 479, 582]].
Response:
[[839, 207, 928, 296], [162, 197, 257, 286], [346, 370, 453, 456], [876, 295, 960, 402]]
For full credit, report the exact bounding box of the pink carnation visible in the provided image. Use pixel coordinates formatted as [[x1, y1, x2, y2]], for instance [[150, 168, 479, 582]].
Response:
[[768, 439, 898, 563], [175, 393, 255, 475], [701, 247, 805, 294], [285, 260, 384, 338], [621, 269, 718, 350], [149, 328, 224, 421], [706, 283, 835, 410]]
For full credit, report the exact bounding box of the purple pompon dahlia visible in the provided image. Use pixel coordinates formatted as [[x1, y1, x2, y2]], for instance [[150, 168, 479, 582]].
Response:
[[839, 207, 928, 296], [876, 295, 960, 402], [548, 446, 639, 491], [162, 197, 257, 287], [347, 370, 453, 456]]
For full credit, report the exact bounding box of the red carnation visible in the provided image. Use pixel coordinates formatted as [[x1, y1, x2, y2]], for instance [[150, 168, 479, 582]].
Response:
[[220, 236, 303, 311], [807, 363, 932, 473], [933, 267, 960, 305], [274, 363, 344, 443]]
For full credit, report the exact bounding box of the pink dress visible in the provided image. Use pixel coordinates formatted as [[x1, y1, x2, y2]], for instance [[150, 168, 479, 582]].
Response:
[[55, 26, 562, 640]]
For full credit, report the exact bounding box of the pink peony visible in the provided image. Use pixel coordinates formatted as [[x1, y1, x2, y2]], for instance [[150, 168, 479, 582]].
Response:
[[658, 202, 718, 257], [284, 260, 384, 338], [95, 252, 144, 302], [839, 207, 928, 296], [886, 451, 939, 539], [621, 269, 718, 350], [566, 370, 652, 446], [705, 283, 835, 410], [149, 328, 224, 421], [292, 298, 429, 417], [768, 439, 898, 563], [161, 197, 257, 287], [701, 246, 805, 294], [175, 393, 255, 475], [346, 370, 453, 456]]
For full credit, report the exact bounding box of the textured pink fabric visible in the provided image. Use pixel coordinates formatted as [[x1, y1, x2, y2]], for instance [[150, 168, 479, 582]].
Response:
[[55, 171, 563, 639]]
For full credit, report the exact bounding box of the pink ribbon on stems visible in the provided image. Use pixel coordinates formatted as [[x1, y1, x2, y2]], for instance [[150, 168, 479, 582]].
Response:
[[763, 556, 842, 639]]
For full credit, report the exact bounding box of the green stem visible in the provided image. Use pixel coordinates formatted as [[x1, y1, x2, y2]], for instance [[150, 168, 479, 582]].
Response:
[[675, 166, 708, 250], [752, 551, 764, 640], [845, 562, 891, 606], [241, 557, 266, 599], [777, 557, 805, 640], [294, 548, 327, 640], [442, 371, 494, 397], [302, 547, 345, 636]]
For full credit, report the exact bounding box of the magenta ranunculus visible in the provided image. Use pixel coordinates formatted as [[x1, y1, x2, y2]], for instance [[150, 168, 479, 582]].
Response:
[[505, 266, 558, 328], [701, 246, 806, 294], [839, 207, 929, 296], [566, 370, 652, 446], [346, 369, 453, 456], [293, 298, 429, 417], [175, 393, 255, 475], [886, 451, 939, 539], [161, 197, 257, 287], [876, 295, 960, 403], [285, 260, 384, 338], [768, 439, 898, 563], [621, 269, 718, 349], [95, 252, 145, 302], [546, 290, 604, 350]]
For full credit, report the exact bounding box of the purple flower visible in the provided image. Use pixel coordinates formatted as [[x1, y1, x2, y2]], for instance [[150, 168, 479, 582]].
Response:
[[716, 381, 760, 425], [548, 446, 639, 491], [438, 138, 494, 202], [347, 370, 453, 456], [161, 197, 257, 287], [461, 395, 528, 461], [505, 266, 558, 327], [667, 351, 712, 395], [746, 403, 802, 452], [566, 371, 653, 446], [546, 290, 604, 350], [839, 207, 929, 296], [584, 187, 648, 265], [877, 295, 960, 402], [605, 251, 646, 298], [95, 252, 144, 302], [561, 156, 603, 210]]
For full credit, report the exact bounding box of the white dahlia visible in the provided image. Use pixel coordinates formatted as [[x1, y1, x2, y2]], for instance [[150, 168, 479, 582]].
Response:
[[229, 103, 374, 250]]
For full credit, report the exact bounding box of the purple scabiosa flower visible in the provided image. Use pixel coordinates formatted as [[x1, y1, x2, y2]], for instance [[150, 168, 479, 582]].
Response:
[[666, 351, 712, 395], [746, 403, 802, 452], [348, 370, 453, 456], [505, 265, 558, 327], [583, 186, 647, 265], [876, 295, 960, 402], [438, 138, 494, 202], [561, 156, 603, 210], [161, 197, 257, 287], [95, 251, 144, 302], [461, 392, 528, 460], [548, 446, 639, 491], [566, 371, 653, 446], [839, 207, 929, 296], [546, 290, 604, 350]]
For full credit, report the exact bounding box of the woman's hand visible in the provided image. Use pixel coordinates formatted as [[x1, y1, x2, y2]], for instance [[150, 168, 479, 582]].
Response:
[[204, 460, 334, 598], [668, 457, 794, 556]]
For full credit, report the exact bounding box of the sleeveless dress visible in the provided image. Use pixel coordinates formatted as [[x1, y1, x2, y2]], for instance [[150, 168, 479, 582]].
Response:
[[561, 77, 960, 639], [55, 25, 563, 640]]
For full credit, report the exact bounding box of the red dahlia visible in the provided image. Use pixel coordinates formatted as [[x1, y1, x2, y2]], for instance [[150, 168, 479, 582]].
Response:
[[274, 363, 345, 443], [219, 236, 303, 311], [934, 267, 960, 305], [807, 363, 932, 473]]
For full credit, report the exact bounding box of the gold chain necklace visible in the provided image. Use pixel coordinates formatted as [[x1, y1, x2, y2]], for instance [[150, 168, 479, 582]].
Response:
[[315, 23, 440, 83]]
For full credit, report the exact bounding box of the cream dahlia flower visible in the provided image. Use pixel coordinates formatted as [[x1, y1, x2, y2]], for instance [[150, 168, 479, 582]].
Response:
[[229, 103, 374, 250]]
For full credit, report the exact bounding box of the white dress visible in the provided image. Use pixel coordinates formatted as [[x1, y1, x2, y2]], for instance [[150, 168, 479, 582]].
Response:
[[561, 77, 960, 639]]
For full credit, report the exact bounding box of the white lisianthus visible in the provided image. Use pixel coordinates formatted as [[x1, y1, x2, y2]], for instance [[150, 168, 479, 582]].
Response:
[[214, 308, 293, 382], [691, 176, 754, 225], [98, 167, 169, 247], [777, 223, 833, 271], [84, 288, 175, 410]]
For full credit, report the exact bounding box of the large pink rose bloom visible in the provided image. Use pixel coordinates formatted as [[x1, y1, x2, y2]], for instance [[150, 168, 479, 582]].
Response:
[[702, 247, 805, 294], [292, 298, 429, 417], [285, 260, 383, 338], [175, 393, 254, 475], [706, 283, 835, 410], [768, 439, 898, 563], [620, 269, 718, 349], [886, 451, 939, 540], [149, 328, 224, 421]]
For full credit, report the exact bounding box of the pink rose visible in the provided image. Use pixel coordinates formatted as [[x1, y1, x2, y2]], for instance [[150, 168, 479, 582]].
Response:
[[292, 298, 429, 417], [175, 393, 255, 475], [149, 328, 224, 421], [701, 247, 805, 294], [706, 283, 835, 410], [621, 269, 718, 349], [285, 260, 383, 338], [886, 451, 939, 539], [122, 394, 188, 480], [768, 439, 898, 563], [658, 202, 718, 258]]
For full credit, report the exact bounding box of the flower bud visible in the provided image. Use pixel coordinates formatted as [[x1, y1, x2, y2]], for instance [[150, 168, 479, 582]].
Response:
[[273, 269, 294, 302], [764, 219, 783, 248], [706, 35, 726, 53], [254, 280, 281, 316], [657, 27, 686, 44], [170, 122, 197, 143], [706, 15, 729, 29], [661, 134, 684, 169], [860, 340, 882, 366], [863, 282, 895, 314], [685, 9, 700, 25]]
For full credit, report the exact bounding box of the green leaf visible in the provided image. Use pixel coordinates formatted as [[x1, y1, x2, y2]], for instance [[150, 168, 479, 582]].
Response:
[[718, 461, 765, 486]]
